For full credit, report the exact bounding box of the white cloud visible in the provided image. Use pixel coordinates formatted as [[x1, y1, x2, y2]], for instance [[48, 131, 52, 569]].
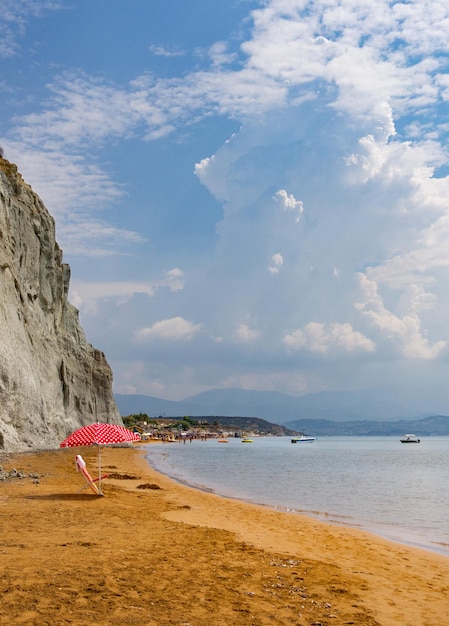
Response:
[[1, 139, 140, 256], [356, 274, 446, 360], [283, 322, 376, 354], [164, 268, 186, 292], [208, 41, 238, 68], [245, 0, 449, 123], [274, 189, 303, 222], [6, 0, 449, 262], [0, 0, 61, 58], [7, 1, 449, 167], [235, 323, 260, 342], [347, 133, 447, 186], [70, 269, 185, 314], [11, 73, 161, 147], [149, 45, 184, 57], [268, 252, 283, 274], [135, 317, 202, 342], [5, 0, 449, 400], [70, 282, 155, 315]]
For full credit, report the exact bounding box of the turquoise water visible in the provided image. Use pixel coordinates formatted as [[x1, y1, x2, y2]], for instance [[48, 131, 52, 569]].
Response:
[[144, 436, 449, 556]]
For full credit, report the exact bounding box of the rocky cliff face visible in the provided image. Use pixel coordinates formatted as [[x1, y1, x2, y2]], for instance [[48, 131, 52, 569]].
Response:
[[0, 157, 121, 452]]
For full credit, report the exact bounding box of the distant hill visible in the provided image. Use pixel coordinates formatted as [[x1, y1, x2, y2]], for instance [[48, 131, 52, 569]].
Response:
[[114, 388, 428, 423], [114, 391, 449, 436], [114, 394, 186, 417], [284, 414, 449, 436], [194, 416, 295, 437]]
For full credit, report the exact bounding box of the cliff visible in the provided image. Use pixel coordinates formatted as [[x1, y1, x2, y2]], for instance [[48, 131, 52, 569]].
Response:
[[0, 157, 121, 452]]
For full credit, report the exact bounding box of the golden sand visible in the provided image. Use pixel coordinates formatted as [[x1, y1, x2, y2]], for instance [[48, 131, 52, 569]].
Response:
[[1, 445, 448, 625]]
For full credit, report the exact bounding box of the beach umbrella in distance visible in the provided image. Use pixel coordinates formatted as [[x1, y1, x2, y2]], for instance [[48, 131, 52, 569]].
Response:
[[60, 422, 141, 494]]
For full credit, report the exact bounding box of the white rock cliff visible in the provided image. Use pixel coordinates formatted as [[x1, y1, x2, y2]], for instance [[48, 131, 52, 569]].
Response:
[[0, 158, 121, 452]]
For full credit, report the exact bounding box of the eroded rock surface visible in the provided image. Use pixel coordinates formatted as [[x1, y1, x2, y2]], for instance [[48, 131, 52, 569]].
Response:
[[0, 158, 121, 452]]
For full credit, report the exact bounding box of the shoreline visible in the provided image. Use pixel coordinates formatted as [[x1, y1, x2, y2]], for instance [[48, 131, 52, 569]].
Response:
[[1, 445, 449, 625], [145, 453, 445, 556], [143, 438, 449, 559]]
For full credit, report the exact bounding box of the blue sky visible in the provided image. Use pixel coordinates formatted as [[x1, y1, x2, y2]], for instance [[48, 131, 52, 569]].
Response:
[[2, 0, 449, 409]]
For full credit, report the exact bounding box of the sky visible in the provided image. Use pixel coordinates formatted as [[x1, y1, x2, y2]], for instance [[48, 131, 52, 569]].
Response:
[[2, 0, 449, 409]]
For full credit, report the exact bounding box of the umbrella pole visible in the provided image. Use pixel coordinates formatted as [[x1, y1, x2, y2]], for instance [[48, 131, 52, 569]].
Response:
[[98, 445, 103, 495]]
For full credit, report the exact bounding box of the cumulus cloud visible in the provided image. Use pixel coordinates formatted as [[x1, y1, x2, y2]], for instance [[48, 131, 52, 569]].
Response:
[[5, 0, 449, 399], [356, 274, 446, 359], [189, 0, 449, 392], [274, 189, 303, 222], [7, 1, 449, 171], [135, 317, 203, 342], [283, 322, 376, 354], [235, 323, 261, 342], [7, 0, 449, 260]]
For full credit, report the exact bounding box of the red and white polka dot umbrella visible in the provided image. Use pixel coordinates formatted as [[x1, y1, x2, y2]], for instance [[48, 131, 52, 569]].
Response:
[[60, 423, 140, 494], [60, 422, 140, 448]]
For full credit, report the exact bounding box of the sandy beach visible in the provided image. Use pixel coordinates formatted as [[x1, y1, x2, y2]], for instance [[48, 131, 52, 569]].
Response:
[[1, 445, 448, 626]]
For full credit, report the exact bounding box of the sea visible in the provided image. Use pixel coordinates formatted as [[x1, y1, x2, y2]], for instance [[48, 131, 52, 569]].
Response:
[[143, 435, 449, 557]]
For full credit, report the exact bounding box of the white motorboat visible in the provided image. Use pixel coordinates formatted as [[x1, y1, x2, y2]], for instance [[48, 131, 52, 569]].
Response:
[[400, 434, 420, 443], [291, 435, 316, 443]]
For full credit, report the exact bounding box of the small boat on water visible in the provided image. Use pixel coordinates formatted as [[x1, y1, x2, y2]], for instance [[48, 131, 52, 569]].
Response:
[[241, 438, 253, 443], [217, 438, 229, 443], [291, 435, 316, 443], [400, 434, 420, 443]]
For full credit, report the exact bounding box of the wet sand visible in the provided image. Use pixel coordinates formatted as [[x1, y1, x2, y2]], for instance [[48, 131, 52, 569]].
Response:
[[1, 445, 448, 625]]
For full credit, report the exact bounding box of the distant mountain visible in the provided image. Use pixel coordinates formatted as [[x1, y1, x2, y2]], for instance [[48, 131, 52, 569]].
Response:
[[114, 394, 185, 417], [114, 388, 428, 423], [284, 415, 449, 436], [114, 390, 299, 420]]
